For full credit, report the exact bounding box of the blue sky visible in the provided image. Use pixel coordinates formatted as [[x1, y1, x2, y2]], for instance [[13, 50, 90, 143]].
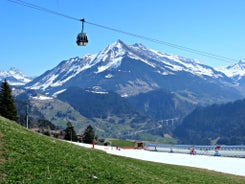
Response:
[[1, 0, 245, 76]]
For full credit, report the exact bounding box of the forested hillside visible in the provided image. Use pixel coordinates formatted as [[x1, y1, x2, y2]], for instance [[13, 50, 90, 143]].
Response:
[[128, 89, 196, 122], [57, 87, 139, 119], [174, 99, 245, 145], [57, 87, 162, 140]]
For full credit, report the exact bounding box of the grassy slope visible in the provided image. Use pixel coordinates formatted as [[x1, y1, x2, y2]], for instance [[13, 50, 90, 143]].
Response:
[[30, 98, 93, 132], [0, 117, 245, 183]]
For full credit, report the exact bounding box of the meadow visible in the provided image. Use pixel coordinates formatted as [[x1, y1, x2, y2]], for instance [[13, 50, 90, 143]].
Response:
[[0, 116, 244, 183]]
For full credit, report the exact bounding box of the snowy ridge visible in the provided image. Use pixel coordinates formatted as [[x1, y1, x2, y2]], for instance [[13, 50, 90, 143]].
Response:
[[32, 94, 53, 100], [92, 40, 224, 78], [3, 41, 244, 91], [128, 43, 224, 78], [93, 40, 126, 73], [217, 59, 245, 79], [25, 40, 243, 94], [0, 67, 32, 86], [28, 55, 95, 90]]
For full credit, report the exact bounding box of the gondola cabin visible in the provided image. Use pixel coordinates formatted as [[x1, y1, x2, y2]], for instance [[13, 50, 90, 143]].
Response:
[[76, 18, 88, 46], [76, 33, 88, 46]]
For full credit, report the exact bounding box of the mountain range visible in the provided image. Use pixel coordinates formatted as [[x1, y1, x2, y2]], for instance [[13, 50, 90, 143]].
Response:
[[217, 60, 245, 91], [0, 67, 32, 86], [1, 40, 245, 143], [23, 40, 244, 104], [2, 40, 245, 100]]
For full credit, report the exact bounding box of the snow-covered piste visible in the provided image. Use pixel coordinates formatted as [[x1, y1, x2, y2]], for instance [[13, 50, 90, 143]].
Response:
[[70, 142, 245, 177]]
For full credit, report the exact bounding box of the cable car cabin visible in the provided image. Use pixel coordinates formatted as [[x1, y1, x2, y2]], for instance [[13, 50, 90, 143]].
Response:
[[76, 33, 88, 46]]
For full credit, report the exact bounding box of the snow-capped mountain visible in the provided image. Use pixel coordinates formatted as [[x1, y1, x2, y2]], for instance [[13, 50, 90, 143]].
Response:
[[26, 55, 95, 91], [0, 67, 32, 86], [25, 40, 243, 104], [217, 60, 245, 85]]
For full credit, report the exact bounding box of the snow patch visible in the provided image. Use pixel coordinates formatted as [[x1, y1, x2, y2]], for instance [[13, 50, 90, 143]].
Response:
[[70, 142, 245, 177], [32, 95, 53, 100], [105, 73, 113, 78], [96, 57, 123, 73], [52, 89, 67, 97], [121, 93, 129, 97], [85, 89, 108, 94]]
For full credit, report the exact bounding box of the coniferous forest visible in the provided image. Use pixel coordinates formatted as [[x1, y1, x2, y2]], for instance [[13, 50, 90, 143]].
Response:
[[174, 99, 245, 145], [0, 80, 17, 121]]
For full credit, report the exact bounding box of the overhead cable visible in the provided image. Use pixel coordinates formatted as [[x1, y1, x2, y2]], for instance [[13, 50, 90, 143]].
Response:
[[7, 0, 237, 63], [7, 0, 80, 21], [85, 21, 236, 63]]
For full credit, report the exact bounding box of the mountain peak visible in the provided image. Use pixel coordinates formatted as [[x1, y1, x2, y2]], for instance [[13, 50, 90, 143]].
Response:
[[220, 59, 245, 78], [108, 39, 129, 52], [0, 68, 32, 86], [132, 43, 147, 49], [115, 39, 126, 46], [238, 59, 245, 67], [8, 67, 24, 77], [91, 40, 129, 73], [25, 40, 244, 100]]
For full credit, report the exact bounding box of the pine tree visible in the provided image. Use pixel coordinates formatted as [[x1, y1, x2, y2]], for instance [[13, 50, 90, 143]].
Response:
[[83, 125, 95, 144], [64, 121, 77, 141], [0, 80, 17, 121]]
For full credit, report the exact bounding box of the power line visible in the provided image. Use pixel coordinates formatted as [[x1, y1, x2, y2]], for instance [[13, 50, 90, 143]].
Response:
[[7, 0, 80, 21], [85, 21, 236, 63], [7, 0, 237, 63]]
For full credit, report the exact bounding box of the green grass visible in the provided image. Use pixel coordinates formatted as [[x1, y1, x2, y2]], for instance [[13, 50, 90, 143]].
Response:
[[106, 137, 176, 148], [106, 138, 135, 147], [0, 116, 245, 183]]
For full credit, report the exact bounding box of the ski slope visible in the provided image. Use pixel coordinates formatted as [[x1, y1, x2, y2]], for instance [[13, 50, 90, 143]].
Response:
[[70, 142, 245, 177]]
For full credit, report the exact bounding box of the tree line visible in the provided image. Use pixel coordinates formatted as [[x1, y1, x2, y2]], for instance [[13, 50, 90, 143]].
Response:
[[0, 79, 17, 121]]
